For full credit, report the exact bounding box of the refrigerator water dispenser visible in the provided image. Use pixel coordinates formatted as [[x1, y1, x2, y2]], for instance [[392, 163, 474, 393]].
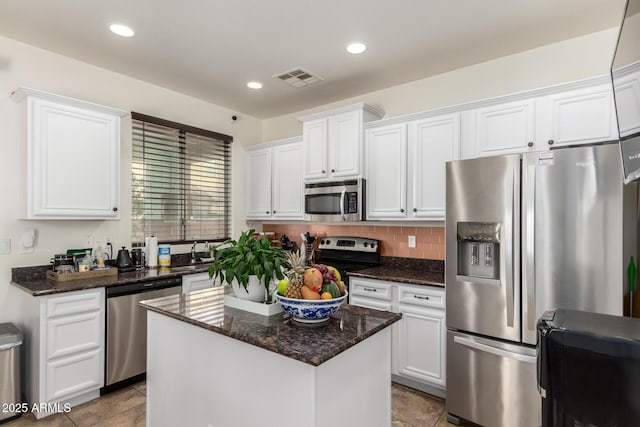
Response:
[[457, 222, 500, 279]]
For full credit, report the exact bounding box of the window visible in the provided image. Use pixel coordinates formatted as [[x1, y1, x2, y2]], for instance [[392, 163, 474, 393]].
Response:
[[131, 112, 232, 244]]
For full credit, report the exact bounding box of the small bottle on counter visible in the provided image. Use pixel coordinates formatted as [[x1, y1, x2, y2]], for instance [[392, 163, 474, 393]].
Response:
[[78, 250, 92, 272], [158, 244, 171, 267]]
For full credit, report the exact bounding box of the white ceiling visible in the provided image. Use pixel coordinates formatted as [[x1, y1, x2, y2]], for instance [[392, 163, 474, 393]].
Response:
[[0, 0, 626, 119]]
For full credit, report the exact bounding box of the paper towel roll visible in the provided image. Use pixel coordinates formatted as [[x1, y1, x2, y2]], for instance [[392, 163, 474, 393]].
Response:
[[145, 236, 158, 267]]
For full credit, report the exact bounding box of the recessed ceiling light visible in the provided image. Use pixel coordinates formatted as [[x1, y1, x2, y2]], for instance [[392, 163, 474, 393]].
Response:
[[247, 81, 263, 90], [346, 42, 367, 54], [109, 24, 135, 38]]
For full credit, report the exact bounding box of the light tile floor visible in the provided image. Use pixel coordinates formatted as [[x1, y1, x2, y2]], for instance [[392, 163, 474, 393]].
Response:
[[6, 382, 468, 427]]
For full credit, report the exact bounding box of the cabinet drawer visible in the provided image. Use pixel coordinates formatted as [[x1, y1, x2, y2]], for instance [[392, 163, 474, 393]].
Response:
[[47, 311, 102, 360], [46, 289, 103, 318], [349, 278, 392, 301], [350, 295, 393, 312], [46, 349, 102, 402], [397, 285, 444, 309]]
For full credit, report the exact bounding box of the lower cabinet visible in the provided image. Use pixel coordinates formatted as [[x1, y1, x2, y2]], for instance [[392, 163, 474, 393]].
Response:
[[182, 272, 215, 294], [349, 277, 445, 396], [17, 288, 105, 419]]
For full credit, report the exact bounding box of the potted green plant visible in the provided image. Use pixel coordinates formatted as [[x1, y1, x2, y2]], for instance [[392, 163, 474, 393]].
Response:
[[208, 229, 286, 302]]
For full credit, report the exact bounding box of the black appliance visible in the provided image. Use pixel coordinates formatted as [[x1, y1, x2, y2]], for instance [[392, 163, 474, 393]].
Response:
[[315, 236, 380, 291], [537, 308, 640, 427], [116, 246, 135, 272]]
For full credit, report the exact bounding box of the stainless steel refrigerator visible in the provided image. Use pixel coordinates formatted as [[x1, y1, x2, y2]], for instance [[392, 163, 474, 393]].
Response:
[[445, 142, 637, 427]]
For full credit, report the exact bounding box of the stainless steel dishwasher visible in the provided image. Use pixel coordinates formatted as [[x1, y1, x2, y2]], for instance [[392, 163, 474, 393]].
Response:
[[104, 276, 181, 392]]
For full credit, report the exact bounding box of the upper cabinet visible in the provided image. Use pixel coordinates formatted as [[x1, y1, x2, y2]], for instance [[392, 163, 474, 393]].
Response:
[[299, 103, 384, 182], [12, 88, 126, 219], [246, 137, 304, 220], [366, 113, 460, 221], [462, 82, 618, 158]]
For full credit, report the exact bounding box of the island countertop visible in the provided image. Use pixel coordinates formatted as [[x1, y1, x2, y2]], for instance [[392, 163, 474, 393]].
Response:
[[139, 287, 402, 366]]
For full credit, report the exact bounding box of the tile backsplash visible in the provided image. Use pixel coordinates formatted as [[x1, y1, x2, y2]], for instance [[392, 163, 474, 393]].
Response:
[[262, 224, 444, 260]]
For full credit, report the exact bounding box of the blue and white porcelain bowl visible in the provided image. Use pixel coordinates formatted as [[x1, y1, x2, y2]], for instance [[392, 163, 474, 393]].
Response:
[[275, 291, 348, 323]]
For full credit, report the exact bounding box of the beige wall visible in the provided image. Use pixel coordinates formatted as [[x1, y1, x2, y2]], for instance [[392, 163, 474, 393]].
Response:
[[262, 27, 619, 141], [0, 35, 262, 322]]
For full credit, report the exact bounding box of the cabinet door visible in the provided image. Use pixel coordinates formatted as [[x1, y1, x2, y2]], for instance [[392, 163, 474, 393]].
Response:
[[46, 311, 102, 359], [46, 349, 102, 402], [397, 303, 446, 387], [272, 141, 304, 219], [182, 272, 214, 294], [245, 148, 272, 218], [468, 99, 536, 157], [29, 98, 120, 219], [349, 296, 393, 312], [366, 124, 408, 219], [536, 84, 618, 148], [613, 67, 640, 137], [409, 114, 460, 220], [303, 119, 328, 180], [329, 110, 361, 178]]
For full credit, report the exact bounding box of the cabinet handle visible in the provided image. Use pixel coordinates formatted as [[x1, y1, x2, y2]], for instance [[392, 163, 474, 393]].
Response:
[[400, 208, 405, 213], [266, 211, 270, 214], [331, 169, 335, 173], [322, 170, 326, 174], [273, 210, 276, 214], [363, 287, 377, 292], [527, 142, 534, 147], [547, 139, 554, 146], [413, 208, 417, 213], [413, 295, 430, 300], [112, 207, 118, 212]]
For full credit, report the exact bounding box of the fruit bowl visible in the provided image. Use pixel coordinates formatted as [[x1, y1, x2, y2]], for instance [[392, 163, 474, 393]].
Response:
[[275, 291, 348, 324]]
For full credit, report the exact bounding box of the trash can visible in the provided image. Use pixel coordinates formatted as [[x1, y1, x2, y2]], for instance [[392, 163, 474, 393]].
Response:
[[0, 323, 23, 424]]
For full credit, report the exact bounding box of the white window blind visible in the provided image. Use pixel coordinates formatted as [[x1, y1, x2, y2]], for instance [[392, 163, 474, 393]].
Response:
[[131, 113, 232, 244]]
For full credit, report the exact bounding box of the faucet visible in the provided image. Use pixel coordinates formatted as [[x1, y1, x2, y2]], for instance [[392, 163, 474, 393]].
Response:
[[191, 241, 198, 263]]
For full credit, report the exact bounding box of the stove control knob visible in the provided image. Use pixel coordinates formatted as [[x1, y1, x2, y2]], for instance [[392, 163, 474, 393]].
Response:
[[326, 240, 331, 245], [320, 239, 325, 245], [363, 242, 369, 247], [371, 242, 376, 248]]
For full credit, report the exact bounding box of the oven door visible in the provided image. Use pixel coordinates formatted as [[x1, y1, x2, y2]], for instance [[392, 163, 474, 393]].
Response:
[[304, 180, 363, 222]]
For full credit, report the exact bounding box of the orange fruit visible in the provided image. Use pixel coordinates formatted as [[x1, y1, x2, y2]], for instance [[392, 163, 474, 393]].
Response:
[[320, 292, 332, 300]]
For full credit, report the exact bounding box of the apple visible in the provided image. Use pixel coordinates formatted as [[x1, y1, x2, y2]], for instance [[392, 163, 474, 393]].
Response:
[[277, 279, 290, 295]]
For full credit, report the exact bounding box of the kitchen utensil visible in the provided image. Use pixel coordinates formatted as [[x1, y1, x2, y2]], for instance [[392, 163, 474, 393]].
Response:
[[132, 248, 146, 270], [116, 247, 133, 270]]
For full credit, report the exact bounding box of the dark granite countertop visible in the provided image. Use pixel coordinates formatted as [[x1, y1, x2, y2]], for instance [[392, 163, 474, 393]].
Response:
[[348, 257, 445, 287], [139, 287, 402, 366], [11, 263, 213, 296]]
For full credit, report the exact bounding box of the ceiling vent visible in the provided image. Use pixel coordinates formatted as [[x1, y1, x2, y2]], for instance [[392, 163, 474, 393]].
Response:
[[273, 68, 323, 88]]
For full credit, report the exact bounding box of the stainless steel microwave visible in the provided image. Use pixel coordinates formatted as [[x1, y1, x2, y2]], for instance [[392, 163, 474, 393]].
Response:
[[304, 179, 365, 222]]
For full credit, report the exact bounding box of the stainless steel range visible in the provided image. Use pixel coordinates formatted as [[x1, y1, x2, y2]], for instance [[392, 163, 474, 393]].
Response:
[[315, 236, 380, 289]]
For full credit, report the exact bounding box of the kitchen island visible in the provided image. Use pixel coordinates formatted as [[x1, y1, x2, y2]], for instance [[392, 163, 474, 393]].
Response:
[[139, 287, 402, 427]]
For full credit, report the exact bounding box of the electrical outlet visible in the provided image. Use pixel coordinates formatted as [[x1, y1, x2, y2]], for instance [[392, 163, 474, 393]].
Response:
[[408, 235, 416, 248]]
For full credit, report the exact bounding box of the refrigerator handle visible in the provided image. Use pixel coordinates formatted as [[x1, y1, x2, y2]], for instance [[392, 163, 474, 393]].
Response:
[[522, 164, 536, 337], [504, 168, 515, 327], [453, 336, 537, 364]]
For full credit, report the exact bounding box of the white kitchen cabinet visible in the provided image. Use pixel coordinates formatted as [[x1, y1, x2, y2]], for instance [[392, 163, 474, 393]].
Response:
[[348, 277, 446, 396], [612, 63, 640, 137], [366, 113, 460, 221], [396, 284, 446, 389], [536, 83, 618, 148], [246, 137, 304, 220], [408, 114, 460, 219], [12, 88, 126, 219], [462, 83, 618, 158], [462, 98, 536, 158], [17, 288, 105, 419], [366, 123, 408, 219], [182, 272, 214, 294], [299, 103, 384, 182]]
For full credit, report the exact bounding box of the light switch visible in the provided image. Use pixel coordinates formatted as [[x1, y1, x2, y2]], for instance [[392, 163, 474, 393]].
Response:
[[0, 238, 10, 254]]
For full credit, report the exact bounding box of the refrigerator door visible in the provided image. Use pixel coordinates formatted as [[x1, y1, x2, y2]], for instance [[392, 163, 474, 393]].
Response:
[[446, 154, 521, 342], [521, 143, 626, 345], [446, 330, 540, 427]]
